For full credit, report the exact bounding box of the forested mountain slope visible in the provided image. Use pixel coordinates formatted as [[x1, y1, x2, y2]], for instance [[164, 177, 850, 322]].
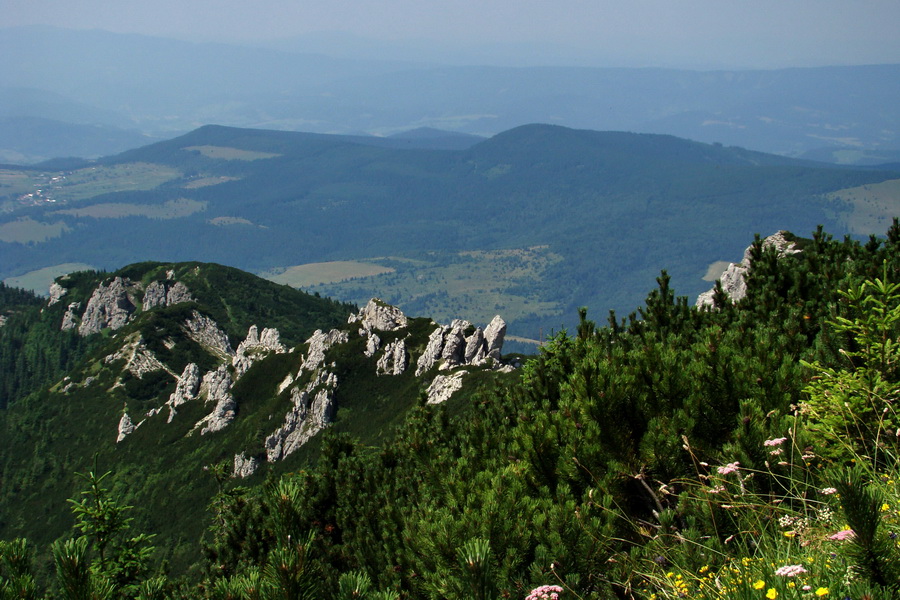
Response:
[[0, 262, 518, 581], [2, 222, 900, 599], [3, 124, 897, 340]]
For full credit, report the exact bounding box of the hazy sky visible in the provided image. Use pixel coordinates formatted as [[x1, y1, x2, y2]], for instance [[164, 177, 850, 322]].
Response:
[[4, 0, 900, 68]]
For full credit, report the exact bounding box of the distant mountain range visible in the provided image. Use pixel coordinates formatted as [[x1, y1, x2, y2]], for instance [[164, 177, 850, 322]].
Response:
[[2, 123, 897, 339], [1, 26, 899, 162]]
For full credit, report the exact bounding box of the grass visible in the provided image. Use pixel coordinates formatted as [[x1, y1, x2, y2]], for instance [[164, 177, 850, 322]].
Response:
[[183, 146, 280, 161], [0, 217, 70, 243], [827, 178, 900, 234], [262, 261, 396, 287], [52, 197, 207, 220]]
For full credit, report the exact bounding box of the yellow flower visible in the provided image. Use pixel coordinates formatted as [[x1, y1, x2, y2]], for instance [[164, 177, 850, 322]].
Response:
[[753, 580, 766, 590], [815, 588, 829, 597], [699, 565, 709, 574], [766, 588, 778, 599], [882, 503, 890, 512]]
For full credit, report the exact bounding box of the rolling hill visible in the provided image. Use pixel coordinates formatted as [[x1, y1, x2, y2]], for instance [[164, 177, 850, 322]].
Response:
[[1, 123, 898, 339]]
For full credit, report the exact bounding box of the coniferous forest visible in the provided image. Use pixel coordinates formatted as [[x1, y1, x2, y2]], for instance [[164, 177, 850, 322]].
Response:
[[3, 222, 900, 599]]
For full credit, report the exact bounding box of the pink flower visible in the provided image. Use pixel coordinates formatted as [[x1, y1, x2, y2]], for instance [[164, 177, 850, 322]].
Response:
[[828, 529, 855, 541], [526, 585, 563, 600], [820, 487, 837, 495], [764, 437, 788, 447], [775, 564, 807, 577], [717, 462, 740, 475]]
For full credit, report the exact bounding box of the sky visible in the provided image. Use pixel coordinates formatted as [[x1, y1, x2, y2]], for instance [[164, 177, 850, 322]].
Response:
[[3, 0, 900, 68]]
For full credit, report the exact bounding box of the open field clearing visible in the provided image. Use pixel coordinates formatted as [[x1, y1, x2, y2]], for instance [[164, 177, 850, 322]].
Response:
[[828, 178, 900, 233], [0, 217, 69, 243], [52, 198, 206, 219], [184, 145, 280, 161], [3, 262, 96, 294], [262, 261, 396, 287]]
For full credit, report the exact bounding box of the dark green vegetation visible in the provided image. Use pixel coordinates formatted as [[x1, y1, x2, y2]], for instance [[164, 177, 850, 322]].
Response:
[[0, 260, 514, 589], [3, 123, 898, 339], [3, 222, 900, 598]]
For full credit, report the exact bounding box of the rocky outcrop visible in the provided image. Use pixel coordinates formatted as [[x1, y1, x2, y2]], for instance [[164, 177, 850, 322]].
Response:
[[78, 277, 138, 336], [116, 412, 136, 443], [483, 315, 507, 362], [426, 371, 468, 405], [48, 282, 67, 306], [165, 362, 201, 422], [195, 365, 236, 435], [184, 311, 234, 359], [104, 334, 172, 379], [300, 329, 348, 372], [233, 325, 287, 377], [364, 333, 381, 358], [233, 453, 260, 478], [265, 369, 338, 462], [416, 326, 448, 376], [143, 280, 194, 310], [696, 231, 801, 308], [61, 302, 81, 331], [377, 338, 408, 376], [349, 299, 408, 332], [415, 315, 507, 375]]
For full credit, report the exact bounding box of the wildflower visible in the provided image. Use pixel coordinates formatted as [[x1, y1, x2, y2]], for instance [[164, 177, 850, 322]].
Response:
[[526, 585, 563, 600], [764, 437, 788, 447], [829, 529, 855, 541], [815, 587, 829, 596], [820, 487, 837, 495], [774, 564, 807, 577], [753, 580, 766, 590], [767, 588, 778, 599], [706, 485, 725, 494], [882, 503, 890, 512], [718, 462, 740, 475]]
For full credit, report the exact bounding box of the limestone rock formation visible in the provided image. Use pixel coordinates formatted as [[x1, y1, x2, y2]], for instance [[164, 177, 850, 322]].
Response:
[[415, 325, 448, 376], [61, 302, 81, 331], [377, 338, 408, 376], [300, 329, 348, 372], [196, 365, 236, 435], [349, 299, 409, 332], [184, 310, 234, 359], [143, 280, 194, 310], [116, 412, 136, 443], [364, 333, 381, 358], [233, 453, 260, 478], [48, 282, 67, 306], [78, 277, 138, 336], [426, 371, 468, 405], [483, 315, 507, 362], [104, 334, 172, 378], [165, 362, 202, 422], [265, 369, 338, 462], [233, 325, 287, 377], [415, 315, 507, 375], [696, 231, 801, 308]]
